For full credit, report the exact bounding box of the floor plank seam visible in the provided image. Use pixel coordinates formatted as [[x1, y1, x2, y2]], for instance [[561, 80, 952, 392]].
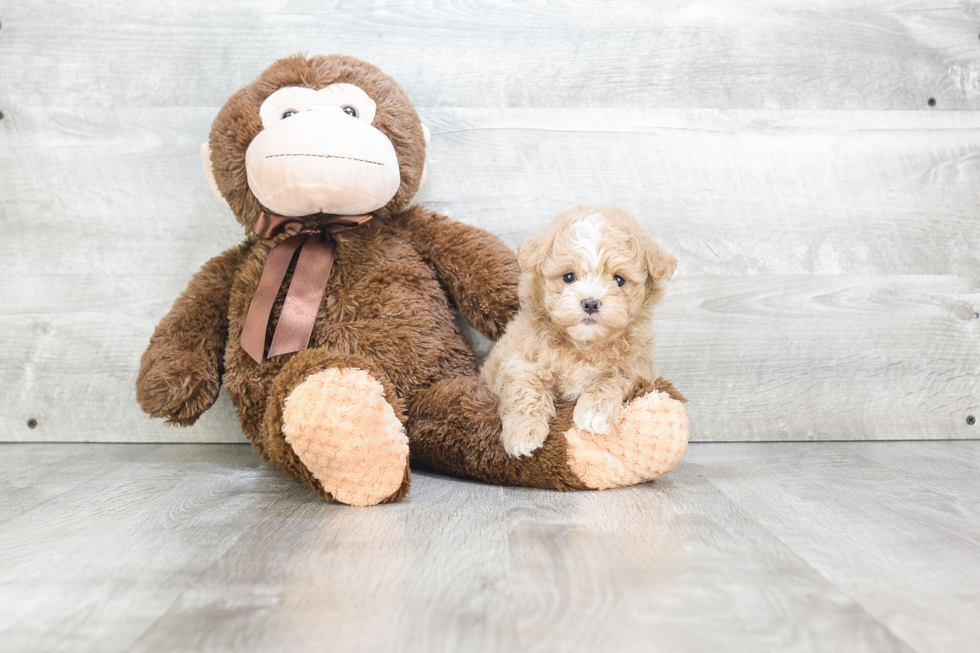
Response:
[[691, 466, 926, 653], [124, 490, 307, 652], [0, 444, 163, 529]]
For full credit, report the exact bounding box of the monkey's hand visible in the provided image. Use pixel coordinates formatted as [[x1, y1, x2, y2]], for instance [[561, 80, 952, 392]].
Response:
[[573, 388, 625, 435], [137, 336, 222, 427]]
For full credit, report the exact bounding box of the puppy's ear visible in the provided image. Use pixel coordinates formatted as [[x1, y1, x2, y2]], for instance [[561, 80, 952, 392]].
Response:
[[644, 235, 677, 282], [517, 234, 550, 273]]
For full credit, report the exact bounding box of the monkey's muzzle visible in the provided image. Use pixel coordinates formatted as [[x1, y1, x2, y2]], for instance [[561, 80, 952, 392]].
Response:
[[245, 108, 401, 217]]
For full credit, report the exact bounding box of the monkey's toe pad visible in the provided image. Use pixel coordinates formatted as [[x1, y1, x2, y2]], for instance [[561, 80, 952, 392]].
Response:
[[283, 367, 409, 506], [565, 391, 688, 490]]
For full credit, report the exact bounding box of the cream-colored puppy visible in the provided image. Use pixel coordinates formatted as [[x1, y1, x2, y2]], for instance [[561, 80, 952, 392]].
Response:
[[483, 206, 677, 458]]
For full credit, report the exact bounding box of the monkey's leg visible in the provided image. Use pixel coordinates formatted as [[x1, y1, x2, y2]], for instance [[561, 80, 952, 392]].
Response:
[[406, 376, 688, 491], [261, 349, 411, 506]]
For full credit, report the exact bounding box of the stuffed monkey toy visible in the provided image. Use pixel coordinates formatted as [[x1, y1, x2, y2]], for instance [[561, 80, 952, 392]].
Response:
[[136, 55, 689, 506]]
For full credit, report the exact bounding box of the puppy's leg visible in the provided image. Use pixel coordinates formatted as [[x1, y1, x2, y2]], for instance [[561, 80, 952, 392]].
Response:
[[501, 389, 556, 458], [493, 358, 556, 458], [574, 376, 627, 435]]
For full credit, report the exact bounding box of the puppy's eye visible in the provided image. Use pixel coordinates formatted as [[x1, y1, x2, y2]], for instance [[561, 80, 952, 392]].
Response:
[[614, 275, 626, 287], [342, 105, 358, 118], [563, 272, 577, 284], [281, 110, 298, 119]]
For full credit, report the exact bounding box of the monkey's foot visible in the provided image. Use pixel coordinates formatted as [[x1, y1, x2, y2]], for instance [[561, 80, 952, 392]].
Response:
[[565, 391, 688, 490], [282, 367, 409, 506]]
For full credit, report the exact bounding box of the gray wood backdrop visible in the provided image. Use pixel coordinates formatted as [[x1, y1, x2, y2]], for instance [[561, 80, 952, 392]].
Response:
[[1, 0, 978, 443]]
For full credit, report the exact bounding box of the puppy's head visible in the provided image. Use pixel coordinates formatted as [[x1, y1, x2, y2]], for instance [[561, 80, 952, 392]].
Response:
[[517, 207, 676, 344]]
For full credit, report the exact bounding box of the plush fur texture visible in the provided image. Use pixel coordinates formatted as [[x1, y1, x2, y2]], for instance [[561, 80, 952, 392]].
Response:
[[208, 55, 427, 233], [408, 376, 687, 490], [283, 367, 409, 506], [565, 389, 689, 489], [136, 243, 249, 426], [136, 55, 691, 505], [483, 207, 677, 458]]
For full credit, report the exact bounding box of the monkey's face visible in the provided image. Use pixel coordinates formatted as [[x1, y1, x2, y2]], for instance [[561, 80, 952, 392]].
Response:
[[245, 84, 401, 217], [206, 55, 428, 229]]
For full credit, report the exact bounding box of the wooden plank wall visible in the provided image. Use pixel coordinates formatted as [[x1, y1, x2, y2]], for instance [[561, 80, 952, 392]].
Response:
[[1, 0, 978, 443]]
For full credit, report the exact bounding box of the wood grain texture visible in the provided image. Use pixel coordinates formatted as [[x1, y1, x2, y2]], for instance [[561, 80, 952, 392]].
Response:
[[2, 106, 977, 442], [2, 1, 979, 442], [2, 441, 978, 652], [691, 441, 980, 653], [1, 1, 978, 110]]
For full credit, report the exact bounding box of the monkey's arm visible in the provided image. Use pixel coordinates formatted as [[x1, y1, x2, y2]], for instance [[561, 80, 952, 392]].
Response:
[[401, 207, 519, 341], [136, 243, 249, 426]]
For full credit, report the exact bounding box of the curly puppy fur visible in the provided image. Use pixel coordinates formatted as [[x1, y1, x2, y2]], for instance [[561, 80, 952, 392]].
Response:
[[483, 207, 677, 458]]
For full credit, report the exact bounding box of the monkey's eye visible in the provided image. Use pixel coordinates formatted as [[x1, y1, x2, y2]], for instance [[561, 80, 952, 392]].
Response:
[[563, 272, 577, 284], [614, 275, 626, 287], [281, 110, 298, 119], [342, 105, 358, 118]]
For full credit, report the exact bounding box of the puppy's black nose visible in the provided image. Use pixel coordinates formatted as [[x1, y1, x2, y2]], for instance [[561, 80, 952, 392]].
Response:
[[582, 298, 600, 315]]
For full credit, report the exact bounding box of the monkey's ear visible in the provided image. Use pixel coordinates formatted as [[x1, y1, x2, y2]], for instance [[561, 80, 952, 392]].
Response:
[[644, 236, 677, 281], [418, 124, 431, 188], [200, 143, 230, 208]]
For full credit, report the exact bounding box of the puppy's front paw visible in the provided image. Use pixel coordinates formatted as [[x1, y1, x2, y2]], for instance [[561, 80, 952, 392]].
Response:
[[501, 414, 550, 458], [573, 393, 623, 435]]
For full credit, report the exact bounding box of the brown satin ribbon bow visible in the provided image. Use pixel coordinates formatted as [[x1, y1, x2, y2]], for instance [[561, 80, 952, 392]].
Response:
[[241, 211, 372, 364]]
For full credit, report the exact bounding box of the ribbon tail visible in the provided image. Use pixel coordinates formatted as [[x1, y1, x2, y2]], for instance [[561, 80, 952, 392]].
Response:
[[267, 236, 337, 359], [240, 235, 307, 363]]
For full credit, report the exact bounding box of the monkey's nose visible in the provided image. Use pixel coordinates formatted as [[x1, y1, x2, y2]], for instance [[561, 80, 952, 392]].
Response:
[[582, 298, 600, 315]]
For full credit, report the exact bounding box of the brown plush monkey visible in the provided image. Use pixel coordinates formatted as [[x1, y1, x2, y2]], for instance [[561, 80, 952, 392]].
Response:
[[136, 55, 689, 506]]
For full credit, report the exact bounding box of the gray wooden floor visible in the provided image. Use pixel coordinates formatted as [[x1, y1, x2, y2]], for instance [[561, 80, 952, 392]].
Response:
[[1, 442, 977, 652]]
